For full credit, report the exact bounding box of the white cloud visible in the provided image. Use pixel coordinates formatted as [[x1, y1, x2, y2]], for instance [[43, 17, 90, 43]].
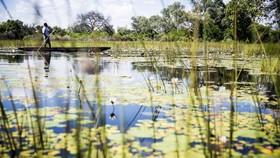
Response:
[[0, 0, 193, 29], [102, 2, 134, 28]]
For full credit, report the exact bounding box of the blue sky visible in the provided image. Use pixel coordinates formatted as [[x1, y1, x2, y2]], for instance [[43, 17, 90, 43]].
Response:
[[0, 0, 193, 29]]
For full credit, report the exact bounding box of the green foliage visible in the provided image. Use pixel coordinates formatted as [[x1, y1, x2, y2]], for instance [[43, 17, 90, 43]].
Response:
[[114, 27, 136, 41], [131, 16, 150, 34], [117, 27, 132, 36], [250, 23, 271, 42], [161, 2, 188, 32], [70, 11, 113, 34], [89, 30, 110, 40], [263, 43, 280, 55], [203, 0, 226, 41], [63, 30, 113, 41], [131, 16, 159, 40], [0, 19, 32, 39], [161, 28, 191, 41], [204, 17, 224, 41], [222, 0, 266, 41], [249, 23, 280, 43], [130, 2, 190, 41], [53, 26, 68, 36], [269, 30, 280, 42], [223, 28, 233, 41], [149, 15, 163, 34], [0, 1, 279, 43]]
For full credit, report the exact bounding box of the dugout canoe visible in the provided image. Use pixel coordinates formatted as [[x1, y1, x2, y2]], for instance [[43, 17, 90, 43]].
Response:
[[17, 47, 111, 52]]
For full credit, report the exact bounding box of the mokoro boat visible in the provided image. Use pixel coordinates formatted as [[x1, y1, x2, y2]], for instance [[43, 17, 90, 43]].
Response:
[[17, 47, 111, 52]]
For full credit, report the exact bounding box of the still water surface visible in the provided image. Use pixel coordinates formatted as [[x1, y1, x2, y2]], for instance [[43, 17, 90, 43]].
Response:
[[0, 52, 279, 157]]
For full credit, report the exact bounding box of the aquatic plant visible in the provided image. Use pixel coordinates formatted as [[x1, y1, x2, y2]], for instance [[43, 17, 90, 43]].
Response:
[[1, 1, 280, 158]]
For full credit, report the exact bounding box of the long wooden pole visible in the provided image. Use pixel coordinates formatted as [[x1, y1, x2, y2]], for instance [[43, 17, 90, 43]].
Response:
[[36, 30, 55, 52]]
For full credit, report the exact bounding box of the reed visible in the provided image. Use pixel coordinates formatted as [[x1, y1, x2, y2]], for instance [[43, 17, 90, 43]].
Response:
[[1, 39, 280, 158], [1, 1, 280, 157]]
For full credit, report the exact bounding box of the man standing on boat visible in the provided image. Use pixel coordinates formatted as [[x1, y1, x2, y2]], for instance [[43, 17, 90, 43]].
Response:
[[42, 23, 51, 48]]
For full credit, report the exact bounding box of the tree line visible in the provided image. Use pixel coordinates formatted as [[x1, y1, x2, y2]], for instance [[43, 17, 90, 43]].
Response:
[[0, 0, 279, 43]]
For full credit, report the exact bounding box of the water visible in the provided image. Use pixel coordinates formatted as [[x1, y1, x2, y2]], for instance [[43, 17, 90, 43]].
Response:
[[0, 52, 279, 157]]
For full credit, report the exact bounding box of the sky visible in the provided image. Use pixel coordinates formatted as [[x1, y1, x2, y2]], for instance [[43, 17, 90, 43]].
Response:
[[0, 0, 193, 29]]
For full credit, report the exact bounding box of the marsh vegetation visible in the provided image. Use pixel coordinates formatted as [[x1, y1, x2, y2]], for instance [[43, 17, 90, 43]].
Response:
[[0, 0, 280, 157], [0, 40, 279, 157]]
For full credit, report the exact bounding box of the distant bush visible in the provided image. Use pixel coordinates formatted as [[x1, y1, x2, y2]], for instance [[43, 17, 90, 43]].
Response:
[[160, 29, 190, 41], [269, 30, 280, 43]]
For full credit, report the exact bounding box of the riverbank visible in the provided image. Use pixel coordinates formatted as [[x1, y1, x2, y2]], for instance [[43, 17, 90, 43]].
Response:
[[0, 40, 279, 56]]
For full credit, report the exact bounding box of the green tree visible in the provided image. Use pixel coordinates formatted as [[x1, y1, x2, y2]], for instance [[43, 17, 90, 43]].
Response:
[[189, 0, 226, 41], [131, 2, 191, 40], [70, 11, 113, 34], [269, 30, 280, 42], [53, 26, 68, 36], [0, 19, 25, 39], [131, 16, 154, 39], [101, 24, 115, 36], [250, 23, 270, 42], [222, 0, 265, 41], [131, 16, 149, 33], [205, 0, 226, 41], [161, 2, 188, 33], [117, 27, 132, 36], [22, 24, 36, 36], [149, 15, 163, 34], [163, 28, 191, 41], [115, 27, 135, 41]]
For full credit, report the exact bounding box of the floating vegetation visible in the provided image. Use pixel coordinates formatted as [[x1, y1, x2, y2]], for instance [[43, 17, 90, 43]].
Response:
[[0, 51, 279, 157]]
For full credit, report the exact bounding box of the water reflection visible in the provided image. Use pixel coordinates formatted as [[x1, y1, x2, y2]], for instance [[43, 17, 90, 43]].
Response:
[[0, 54, 24, 63], [0, 52, 279, 157], [109, 98, 117, 120], [44, 52, 51, 78], [152, 105, 161, 121], [72, 56, 109, 74], [132, 62, 280, 95]]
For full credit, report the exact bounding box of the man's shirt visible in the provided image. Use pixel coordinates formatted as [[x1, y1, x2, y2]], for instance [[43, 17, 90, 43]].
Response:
[[42, 26, 50, 37]]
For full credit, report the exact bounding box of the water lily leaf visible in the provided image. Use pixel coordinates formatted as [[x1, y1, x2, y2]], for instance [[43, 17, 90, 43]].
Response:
[[20, 150, 33, 157], [128, 127, 154, 138], [48, 150, 60, 156], [152, 135, 190, 153], [164, 150, 205, 158], [234, 129, 265, 139], [79, 119, 94, 124]]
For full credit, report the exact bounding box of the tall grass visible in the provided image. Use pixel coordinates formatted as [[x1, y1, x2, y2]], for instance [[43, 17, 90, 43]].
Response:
[[1, 0, 280, 158], [1, 34, 279, 158]]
